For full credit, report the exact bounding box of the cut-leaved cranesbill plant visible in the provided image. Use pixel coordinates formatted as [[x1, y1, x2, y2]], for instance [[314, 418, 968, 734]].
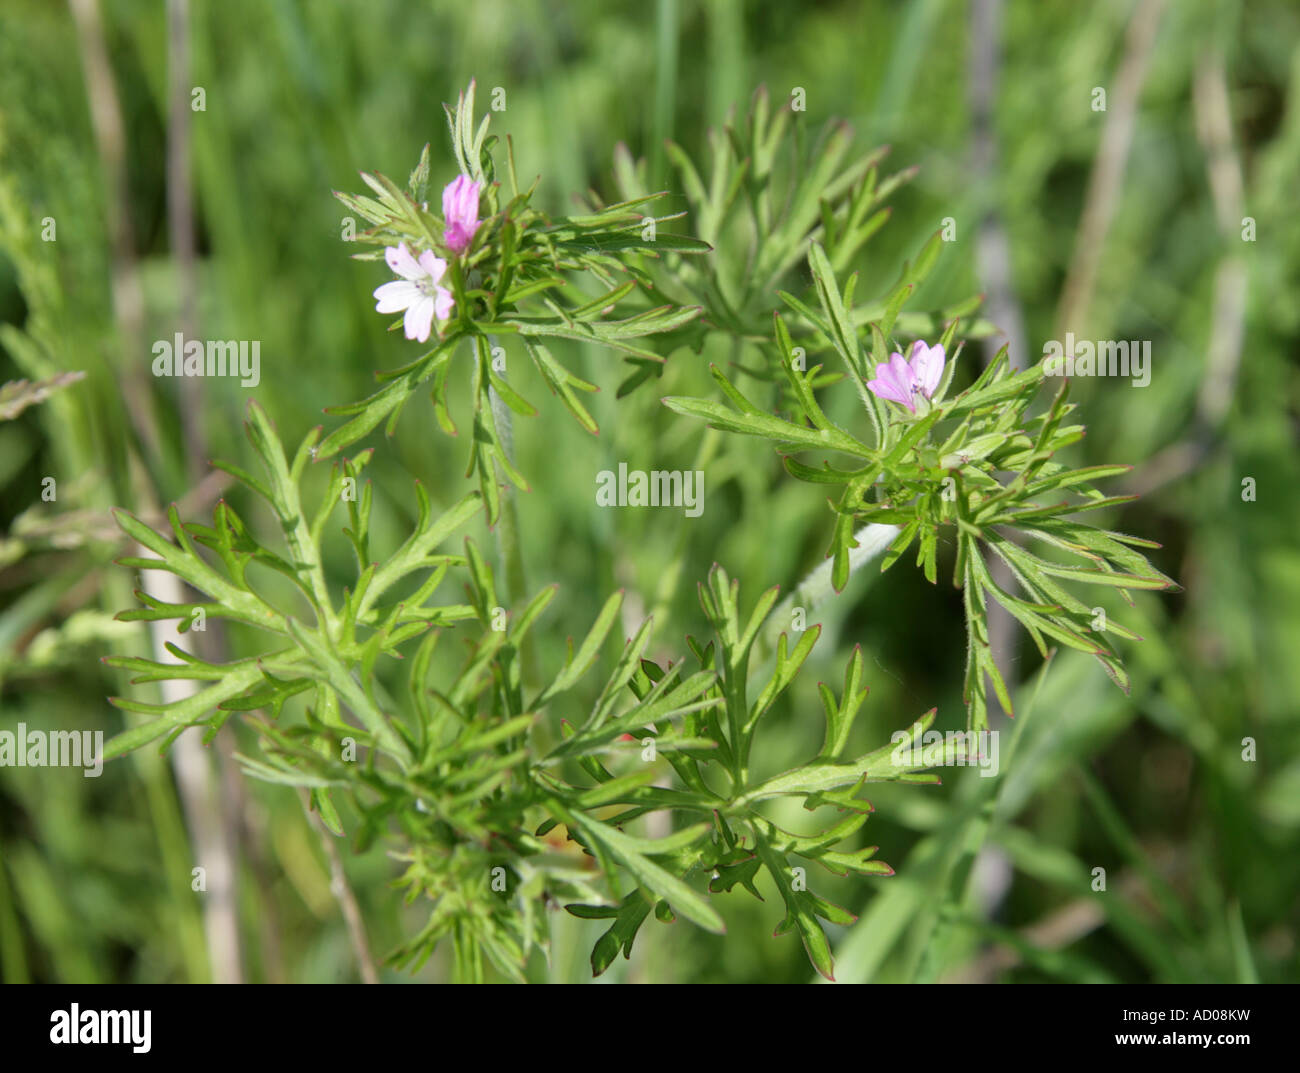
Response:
[[106, 405, 942, 981], [104, 81, 1174, 982], [329, 80, 709, 526], [664, 243, 1179, 731]]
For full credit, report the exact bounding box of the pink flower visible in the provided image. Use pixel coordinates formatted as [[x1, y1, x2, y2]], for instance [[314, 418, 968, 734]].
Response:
[[373, 242, 455, 343], [442, 175, 481, 254], [865, 340, 947, 413]]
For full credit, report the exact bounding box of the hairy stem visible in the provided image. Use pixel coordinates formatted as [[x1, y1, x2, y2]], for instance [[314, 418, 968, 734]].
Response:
[[756, 521, 901, 663], [489, 376, 539, 688], [300, 792, 379, 984]]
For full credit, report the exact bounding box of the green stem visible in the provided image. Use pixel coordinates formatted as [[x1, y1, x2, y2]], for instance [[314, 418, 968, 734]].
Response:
[[754, 521, 901, 664], [726, 647, 750, 790], [488, 371, 539, 689]]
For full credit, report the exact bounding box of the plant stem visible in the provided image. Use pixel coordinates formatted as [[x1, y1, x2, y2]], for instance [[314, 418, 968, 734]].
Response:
[[754, 521, 901, 664], [300, 792, 379, 984], [489, 376, 539, 688]]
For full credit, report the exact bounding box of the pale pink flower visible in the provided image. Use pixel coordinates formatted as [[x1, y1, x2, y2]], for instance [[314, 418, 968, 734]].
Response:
[[373, 242, 455, 343], [865, 340, 947, 413], [442, 175, 481, 254]]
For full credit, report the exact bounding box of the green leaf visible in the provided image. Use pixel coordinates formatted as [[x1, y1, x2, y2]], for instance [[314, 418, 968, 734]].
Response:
[[535, 590, 624, 705], [752, 831, 837, 981], [567, 811, 725, 934]]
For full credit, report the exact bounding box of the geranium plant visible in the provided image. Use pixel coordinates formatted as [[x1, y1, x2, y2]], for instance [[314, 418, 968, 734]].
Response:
[[104, 82, 1175, 982]]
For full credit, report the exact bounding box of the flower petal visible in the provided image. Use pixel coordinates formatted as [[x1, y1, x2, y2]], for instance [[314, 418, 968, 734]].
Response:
[[374, 280, 421, 313], [404, 295, 436, 343], [866, 352, 919, 411], [417, 251, 447, 284], [888, 351, 915, 389], [442, 175, 481, 254], [434, 286, 455, 322], [442, 176, 464, 221], [911, 343, 946, 398], [445, 225, 474, 253], [385, 242, 424, 281], [867, 375, 916, 411], [443, 175, 479, 222]]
